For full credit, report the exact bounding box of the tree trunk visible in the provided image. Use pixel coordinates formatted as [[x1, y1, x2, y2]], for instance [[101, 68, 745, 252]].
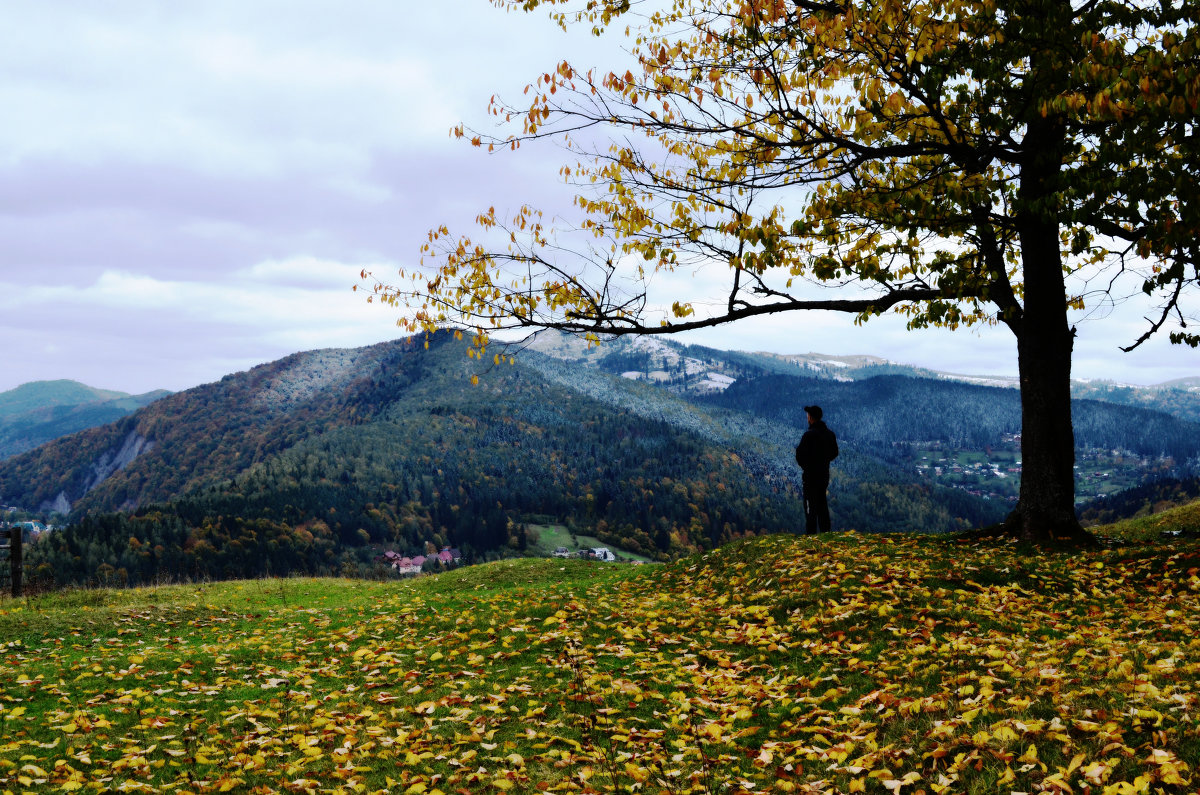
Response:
[[1004, 97, 1098, 548], [1005, 322, 1096, 546]]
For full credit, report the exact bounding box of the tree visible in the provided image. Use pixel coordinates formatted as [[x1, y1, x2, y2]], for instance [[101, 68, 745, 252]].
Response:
[[364, 0, 1199, 546]]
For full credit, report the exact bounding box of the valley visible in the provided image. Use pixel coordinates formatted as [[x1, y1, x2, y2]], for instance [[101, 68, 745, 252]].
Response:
[[902, 437, 1180, 505]]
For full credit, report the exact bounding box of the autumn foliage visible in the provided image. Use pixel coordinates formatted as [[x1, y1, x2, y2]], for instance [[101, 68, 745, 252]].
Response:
[[3, 516, 1199, 792], [373, 0, 1197, 343], [364, 0, 1198, 545]]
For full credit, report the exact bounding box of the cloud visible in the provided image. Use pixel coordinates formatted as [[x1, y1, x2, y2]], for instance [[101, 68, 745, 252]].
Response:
[[0, 4, 464, 172], [1, 258, 395, 328], [0, 258, 404, 392], [575, 247, 1197, 385], [0, 0, 1195, 394]]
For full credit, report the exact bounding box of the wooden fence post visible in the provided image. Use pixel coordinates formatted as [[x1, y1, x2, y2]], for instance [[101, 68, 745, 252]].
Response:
[[11, 527, 21, 598], [1, 527, 20, 598]]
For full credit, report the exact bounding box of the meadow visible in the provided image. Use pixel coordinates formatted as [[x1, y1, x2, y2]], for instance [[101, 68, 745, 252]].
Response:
[[1, 504, 1198, 794], [524, 524, 653, 562]]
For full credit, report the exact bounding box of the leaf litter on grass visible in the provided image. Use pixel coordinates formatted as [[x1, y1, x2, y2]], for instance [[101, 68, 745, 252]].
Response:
[[0, 531, 1197, 793]]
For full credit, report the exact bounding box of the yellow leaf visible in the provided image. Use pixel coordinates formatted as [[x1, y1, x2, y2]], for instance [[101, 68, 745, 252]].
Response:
[[993, 725, 1019, 742]]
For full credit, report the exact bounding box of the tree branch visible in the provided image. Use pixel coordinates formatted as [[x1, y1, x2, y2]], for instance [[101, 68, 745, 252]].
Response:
[[549, 287, 955, 336], [1121, 276, 1185, 352]]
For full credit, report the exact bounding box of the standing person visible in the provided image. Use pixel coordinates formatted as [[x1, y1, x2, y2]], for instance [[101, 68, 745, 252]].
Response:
[[795, 405, 838, 534]]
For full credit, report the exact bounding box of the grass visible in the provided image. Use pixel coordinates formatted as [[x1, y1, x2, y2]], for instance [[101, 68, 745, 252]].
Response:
[[1088, 498, 1200, 541], [526, 523, 654, 562], [1, 508, 1198, 793]]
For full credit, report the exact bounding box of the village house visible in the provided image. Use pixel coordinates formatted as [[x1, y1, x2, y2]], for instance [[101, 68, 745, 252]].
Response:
[[377, 547, 461, 576]]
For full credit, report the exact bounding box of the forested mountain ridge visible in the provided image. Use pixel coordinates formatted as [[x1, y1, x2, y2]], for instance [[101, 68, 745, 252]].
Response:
[[1069, 380, 1200, 425], [0, 380, 168, 460], [528, 330, 1200, 425], [15, 333, 826, 584], [12, 332, 1007, 586], [532, 332, 1200, 500], [701, 373, 1200, 464], [0, 340, 436, 515], [8, 332, 1197, 586]]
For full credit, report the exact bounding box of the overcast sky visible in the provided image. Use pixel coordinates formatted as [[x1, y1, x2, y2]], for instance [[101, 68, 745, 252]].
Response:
[[1, 1, 1195, 395]]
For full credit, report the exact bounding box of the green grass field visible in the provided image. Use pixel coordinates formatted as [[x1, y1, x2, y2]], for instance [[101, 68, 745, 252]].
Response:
[[526, 523, 653, 562], [1, 505, 1198, 793]]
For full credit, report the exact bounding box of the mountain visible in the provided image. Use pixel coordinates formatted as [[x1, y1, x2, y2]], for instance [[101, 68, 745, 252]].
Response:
[[0, 380, 128, 417], [0, 380, 169, 460], [8, 331, 1197, 587], [8, 332, 1005, 586], [1068, 379, 1200, 424], [530, 330, 1200, 454], [1158, 376, 1200, 390], [527, 331, 1200, 503], [529, 331, 1200, 417]]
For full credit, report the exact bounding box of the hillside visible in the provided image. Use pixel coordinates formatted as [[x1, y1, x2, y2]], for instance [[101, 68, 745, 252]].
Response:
[[1070, 379, 1200, 424], [2, 508, 1198, 793], [23, 346, 1001, 586], [533, 332, 1200, 503], [527, 330, 1200, 425], [5, 332, 1197, 586], [10, 332, 1011, 586], [8, 334, 801, 584], [0, 379, 168, 459], [1084, 484, 1200, 537]]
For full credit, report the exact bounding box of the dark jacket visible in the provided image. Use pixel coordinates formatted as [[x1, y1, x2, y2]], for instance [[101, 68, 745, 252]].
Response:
[[795, 420, 839, 478]]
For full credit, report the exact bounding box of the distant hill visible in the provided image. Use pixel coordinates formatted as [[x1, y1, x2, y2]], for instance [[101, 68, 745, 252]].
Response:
[[0, 380, 168, 460], [528, 331, 1200, 460], [9, 331, 1197, 587], [528, 330, 1200, 423], [0, 379, 139, 419], [528, 331, 1200, 510], [1158, 376, 1200, 390], [1069, 379, 1200, 424]]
